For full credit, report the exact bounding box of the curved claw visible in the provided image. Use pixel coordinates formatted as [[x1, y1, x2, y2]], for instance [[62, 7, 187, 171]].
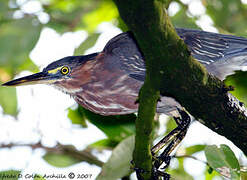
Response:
[[152, 166, 171, 180]]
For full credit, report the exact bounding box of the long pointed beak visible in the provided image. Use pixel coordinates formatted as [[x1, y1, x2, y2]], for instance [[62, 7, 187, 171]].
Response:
[[2, 72, 54, 87]]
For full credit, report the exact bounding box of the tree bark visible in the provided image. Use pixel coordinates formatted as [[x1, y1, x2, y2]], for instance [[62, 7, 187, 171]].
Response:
[[113, 0, 247, 179]]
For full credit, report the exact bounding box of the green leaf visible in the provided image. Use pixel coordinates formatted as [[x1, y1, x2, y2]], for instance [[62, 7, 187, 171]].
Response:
[[82, 1, 119, 32], [68, 106, 136, 142], [208, 166, 213, 174], [241, 168, 247, 180], [205, 168, 221, 180], [96, 135, 135, 180], [168, 158, 194, 180], [34, 174, 46, 180], [205, 144, 240, 179], [0, 86, 17, 115], [68, 107, 87, 127], [117, 17, 129, 32], [17, 58, 39, 73], [83, 107, 136, 142], [164, 117, 177, 134], [0, 1, 12, 24], [0, 18, 41, 74], [168, 145, 206, 179], [0, 170, 21, 180], [171, 5, 199, 29], [0, 18, 41, 115], [225, 71, 247, 105], [45, 0, 101, 32], [205, 0, 247, 36], [90, 139, 118, 150], [43, 152, 81, 168], [74, 33, 100, 56], [185, 145, 206, 155]]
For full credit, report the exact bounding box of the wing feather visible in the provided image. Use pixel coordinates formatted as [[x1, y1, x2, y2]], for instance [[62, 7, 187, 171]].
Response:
[[103, 32, 146, 81], [177, 28, 247, 79], [103, 29, 247, 81]]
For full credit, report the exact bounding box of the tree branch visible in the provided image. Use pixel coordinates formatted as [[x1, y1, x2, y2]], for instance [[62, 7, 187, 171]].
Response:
[[0, 142, 103, 167], [113, 0, 247, 179]]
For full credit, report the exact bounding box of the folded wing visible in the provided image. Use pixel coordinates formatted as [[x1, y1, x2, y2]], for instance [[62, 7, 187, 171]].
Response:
[[103, 29, 247, 82], [177, 28, 247, 80]]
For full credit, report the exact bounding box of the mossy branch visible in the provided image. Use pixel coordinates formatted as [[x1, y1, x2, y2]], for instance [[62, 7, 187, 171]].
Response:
[[113, 0, 247, 179]]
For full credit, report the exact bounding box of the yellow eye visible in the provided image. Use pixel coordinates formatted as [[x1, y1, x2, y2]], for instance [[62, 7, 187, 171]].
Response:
[[61, 66, 70, 75]]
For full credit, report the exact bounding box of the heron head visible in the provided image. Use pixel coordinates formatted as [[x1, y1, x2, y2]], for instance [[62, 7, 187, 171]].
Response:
[[2, 53, 99, 95]]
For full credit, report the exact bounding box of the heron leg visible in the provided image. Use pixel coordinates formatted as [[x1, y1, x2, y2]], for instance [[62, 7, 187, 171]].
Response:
[[151, 109, 191, 177], [153, 127, 188, 169]]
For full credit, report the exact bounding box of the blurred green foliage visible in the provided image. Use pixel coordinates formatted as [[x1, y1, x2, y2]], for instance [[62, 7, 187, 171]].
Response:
[[205, 0, 247, 36], [74, 33, 100, 55], [0, 86, 17, 115], [168, 157, 194, 179], [43, 152, 81, 167], [225, 71, 247, 104], [68, 106, 136, 142], [90, 138, 118, 150], [0, 170, 21, 180], [0, 0, 247, 179], [34, 175, 46, 180], [97, 135, 134, 180], [0, 18, 40, 74]]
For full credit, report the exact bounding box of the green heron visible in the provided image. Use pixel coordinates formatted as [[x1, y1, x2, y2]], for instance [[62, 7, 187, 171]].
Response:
[[3, 28, 247, 179]]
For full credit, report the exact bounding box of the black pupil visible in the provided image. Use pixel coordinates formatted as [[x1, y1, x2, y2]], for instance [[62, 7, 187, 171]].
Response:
[[62, 68, 67, 73]]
